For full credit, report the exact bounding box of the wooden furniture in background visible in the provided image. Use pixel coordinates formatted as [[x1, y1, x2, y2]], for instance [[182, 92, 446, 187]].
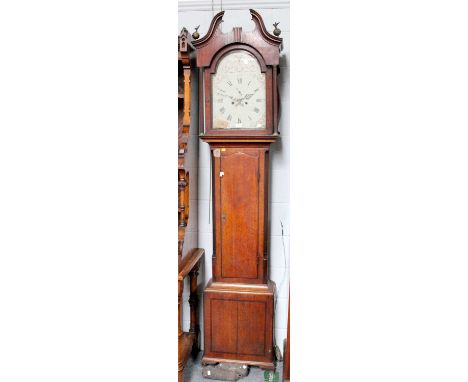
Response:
[[193, 10, 282, 370], [178, 27, 193, 265], [178, 28, 204, 382], [178, 248, 204, 382]]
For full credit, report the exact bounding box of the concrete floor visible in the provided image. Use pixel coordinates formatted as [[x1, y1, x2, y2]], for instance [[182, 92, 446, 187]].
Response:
[[185, 354, 283, 382]]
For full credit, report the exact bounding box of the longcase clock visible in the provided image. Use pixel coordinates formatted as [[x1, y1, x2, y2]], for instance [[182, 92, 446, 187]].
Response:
[[193, 10, 282, 370]]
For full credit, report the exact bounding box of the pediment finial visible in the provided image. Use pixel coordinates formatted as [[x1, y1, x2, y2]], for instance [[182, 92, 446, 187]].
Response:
[[273, 22, 281, 36], [192, 25, 200, 40]]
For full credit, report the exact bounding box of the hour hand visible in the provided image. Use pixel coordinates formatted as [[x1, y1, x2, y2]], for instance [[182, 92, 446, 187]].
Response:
[[244, 93, 254, 100], [217, 92, 234, 99]]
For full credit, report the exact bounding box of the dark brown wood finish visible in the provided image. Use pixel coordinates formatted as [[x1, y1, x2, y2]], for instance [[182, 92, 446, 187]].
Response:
[[194, 10, 282, 67], [193, 9, 282, 142], [195, 10, 282, 370]]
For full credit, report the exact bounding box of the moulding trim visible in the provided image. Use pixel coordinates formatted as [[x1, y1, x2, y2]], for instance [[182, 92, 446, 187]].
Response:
[[179, 0, 289, 12]]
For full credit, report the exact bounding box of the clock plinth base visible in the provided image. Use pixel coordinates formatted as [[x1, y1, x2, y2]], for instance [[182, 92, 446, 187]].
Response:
[[201, 356, 275, 371], [203, 279, 275, 369]]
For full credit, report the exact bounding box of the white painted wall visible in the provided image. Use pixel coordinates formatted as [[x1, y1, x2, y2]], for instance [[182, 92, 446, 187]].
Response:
[[179, 1, 290, 353]]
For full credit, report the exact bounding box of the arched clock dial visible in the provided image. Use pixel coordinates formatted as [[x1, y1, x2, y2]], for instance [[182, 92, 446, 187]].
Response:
[[212, 51, 266, 129]]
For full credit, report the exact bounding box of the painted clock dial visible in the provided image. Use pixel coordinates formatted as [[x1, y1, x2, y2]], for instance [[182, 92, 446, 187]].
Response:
[[212, 50, 266, 129]]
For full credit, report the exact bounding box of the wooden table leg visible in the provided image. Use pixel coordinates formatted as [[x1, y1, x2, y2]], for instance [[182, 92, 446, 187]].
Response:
[[178, 279, 184, 339], [189, 261, 201, 357]]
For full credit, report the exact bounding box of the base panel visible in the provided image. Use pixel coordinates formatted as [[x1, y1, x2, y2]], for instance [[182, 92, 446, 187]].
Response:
[[203, 279, 275, 368]]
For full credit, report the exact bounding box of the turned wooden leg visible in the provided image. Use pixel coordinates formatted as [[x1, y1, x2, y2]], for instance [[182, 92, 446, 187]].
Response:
[[188, 261, 201, 356], [178, 279, 184, 338]]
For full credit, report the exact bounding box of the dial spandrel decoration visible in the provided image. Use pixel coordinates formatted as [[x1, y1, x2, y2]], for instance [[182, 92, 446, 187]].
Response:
[[212, 51, 266, 129]]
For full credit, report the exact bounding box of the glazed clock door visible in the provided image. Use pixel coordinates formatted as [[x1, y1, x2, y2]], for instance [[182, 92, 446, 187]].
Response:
[[213, 147, 267, 284]]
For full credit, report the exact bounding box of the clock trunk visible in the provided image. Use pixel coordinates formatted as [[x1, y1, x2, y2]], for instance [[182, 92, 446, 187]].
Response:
[[212, 145, 269, 284]]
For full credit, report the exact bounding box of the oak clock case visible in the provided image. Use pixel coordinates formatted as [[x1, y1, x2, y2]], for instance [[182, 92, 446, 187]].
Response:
[[193, 10, 282, 370]]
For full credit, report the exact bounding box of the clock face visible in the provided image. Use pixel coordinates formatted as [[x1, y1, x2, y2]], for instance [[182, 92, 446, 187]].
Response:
[[212, 51, 266, 129]]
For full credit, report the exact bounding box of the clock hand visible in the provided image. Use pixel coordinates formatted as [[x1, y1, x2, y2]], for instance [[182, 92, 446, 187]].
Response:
[[244, 88, 259, 98], [217, 92, 235, 100], [235, 97, 247, 107], [217, 91, 245, 105]]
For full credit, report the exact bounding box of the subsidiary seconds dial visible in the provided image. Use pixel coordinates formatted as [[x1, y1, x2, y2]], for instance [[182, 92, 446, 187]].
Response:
[[212, 51, 266, 129]]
